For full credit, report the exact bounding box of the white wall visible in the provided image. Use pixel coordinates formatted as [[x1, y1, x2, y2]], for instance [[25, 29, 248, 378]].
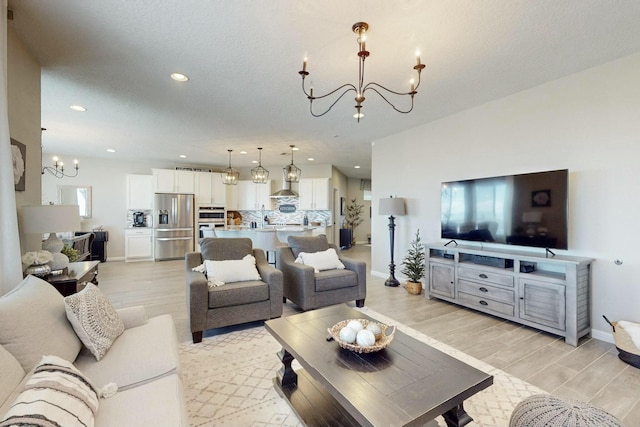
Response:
[[372, 52, 640, 342]]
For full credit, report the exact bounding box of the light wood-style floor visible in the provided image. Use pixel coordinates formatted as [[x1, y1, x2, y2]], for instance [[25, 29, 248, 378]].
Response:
[[98, 245, 639, 424]]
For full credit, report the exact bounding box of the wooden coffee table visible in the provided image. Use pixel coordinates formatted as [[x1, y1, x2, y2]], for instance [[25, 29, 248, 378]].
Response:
[[265, 304, 493, 427]]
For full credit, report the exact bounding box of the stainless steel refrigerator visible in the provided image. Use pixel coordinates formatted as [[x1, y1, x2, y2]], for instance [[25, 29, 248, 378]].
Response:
[[154, 193, 194, 261]]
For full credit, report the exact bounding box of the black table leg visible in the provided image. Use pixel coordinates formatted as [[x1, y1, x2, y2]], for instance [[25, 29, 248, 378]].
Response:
[[442, 403, 473, 427], [276, 348, 297, 387]]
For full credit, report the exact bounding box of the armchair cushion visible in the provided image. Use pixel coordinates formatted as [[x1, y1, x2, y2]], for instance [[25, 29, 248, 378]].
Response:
[[200, 237, 252, 261], [204, 254, 261, 286], [208, 280, 269, 309], [295, 248, 345, 273], [315, 269, 358, 292]]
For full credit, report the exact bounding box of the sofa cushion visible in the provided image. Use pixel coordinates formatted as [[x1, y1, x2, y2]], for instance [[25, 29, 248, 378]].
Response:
[[0, 345, 25, 411], [74, 314, 179, 390], [295, 248, 345, 273], [204, 254, 261, 287], [0, 276, 81, 372], [200, 237, 252, 261], [288, 234, 330, 258], [64, 283, 125, 361], [0, 355, 99, 427], [96, 373, 188, 427], [315, 269, 358, 292], [208, 280, 269, 308]]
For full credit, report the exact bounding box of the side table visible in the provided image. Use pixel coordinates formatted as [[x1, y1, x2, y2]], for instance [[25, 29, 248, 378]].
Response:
[[45, 260, 100, 297]]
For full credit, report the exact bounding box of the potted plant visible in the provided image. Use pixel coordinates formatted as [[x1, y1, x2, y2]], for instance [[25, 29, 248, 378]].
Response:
[[401, 229, 425, 295], [343, 198, 364, 245]]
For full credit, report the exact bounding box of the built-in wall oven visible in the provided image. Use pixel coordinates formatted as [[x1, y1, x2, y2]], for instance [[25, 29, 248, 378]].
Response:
[[197, 206, 226, 238]]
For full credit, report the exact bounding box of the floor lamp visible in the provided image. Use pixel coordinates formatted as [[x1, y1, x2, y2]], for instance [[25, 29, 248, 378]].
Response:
[[379, 196, 405, 287]]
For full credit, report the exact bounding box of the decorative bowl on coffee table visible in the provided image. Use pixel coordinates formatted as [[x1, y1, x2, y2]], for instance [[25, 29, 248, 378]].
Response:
[[328, 319, 395, 354]]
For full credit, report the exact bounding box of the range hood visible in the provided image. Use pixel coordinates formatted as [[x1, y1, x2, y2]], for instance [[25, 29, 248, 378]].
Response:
[[271, 180, 298, 198]]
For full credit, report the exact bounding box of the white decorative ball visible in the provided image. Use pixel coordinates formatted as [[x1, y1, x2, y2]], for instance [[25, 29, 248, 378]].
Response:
[[346, 320, 364, 333], [339, 326, 357, 344], [356, 329, 376, 347], [366, 322, 382, 340]]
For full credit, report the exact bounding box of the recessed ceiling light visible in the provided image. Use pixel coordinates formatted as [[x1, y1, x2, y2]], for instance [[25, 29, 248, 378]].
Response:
[[179, 154, 187, 158], [70, 105, 87, 112], [251, 160, 258, 164], [170, 73, 189, 82], [106, 148, 116, 153], [354, 165, 361, 169], [307, 158, 314, 161], [240, 151, 247, 155]]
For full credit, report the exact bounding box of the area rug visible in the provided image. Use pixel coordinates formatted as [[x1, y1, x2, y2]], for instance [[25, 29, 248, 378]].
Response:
[[179, 307, 544, 427]]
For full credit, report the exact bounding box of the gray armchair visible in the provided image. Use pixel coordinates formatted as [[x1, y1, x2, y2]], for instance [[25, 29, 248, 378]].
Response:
[[185, 237, 283, 343], [277, 234, 366, 311]]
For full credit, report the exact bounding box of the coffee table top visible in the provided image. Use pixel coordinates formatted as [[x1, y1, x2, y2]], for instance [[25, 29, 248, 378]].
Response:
[[265, 304, 493, 427]]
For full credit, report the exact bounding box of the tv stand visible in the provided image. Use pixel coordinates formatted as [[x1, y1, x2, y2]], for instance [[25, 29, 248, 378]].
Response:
[[426, 243, 593, 346]]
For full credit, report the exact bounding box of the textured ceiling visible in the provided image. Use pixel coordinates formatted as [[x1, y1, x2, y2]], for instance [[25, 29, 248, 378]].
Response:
[[8, 0, 640, 179]]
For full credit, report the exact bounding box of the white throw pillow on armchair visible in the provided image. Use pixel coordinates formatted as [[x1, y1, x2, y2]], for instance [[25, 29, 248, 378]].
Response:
[[295, 248, 345, 273], [204, 254, 261, 287]]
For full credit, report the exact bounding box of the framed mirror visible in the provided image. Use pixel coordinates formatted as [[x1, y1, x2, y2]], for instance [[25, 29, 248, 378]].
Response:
[[58, 185, 92, 218]]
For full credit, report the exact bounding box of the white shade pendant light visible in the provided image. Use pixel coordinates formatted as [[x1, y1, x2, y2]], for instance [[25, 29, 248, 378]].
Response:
[[222, 149, 240, 185], [283, 145, 301, 183], [251, 147, 270, 184]]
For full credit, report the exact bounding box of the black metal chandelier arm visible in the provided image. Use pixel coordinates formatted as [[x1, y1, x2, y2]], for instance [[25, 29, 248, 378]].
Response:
[[363, 71, 422, 97], [365, 86, 415, 114], [42, 166, 79, 178], [309, 88, 356, 117], [301, 77, 357, 100]]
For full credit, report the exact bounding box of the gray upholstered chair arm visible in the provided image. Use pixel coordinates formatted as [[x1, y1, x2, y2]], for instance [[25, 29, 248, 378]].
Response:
[[185, 252, 208, 333], [278, 247, 315, 284], [340, 256, 367, 293], [253, 248, 283, 317]]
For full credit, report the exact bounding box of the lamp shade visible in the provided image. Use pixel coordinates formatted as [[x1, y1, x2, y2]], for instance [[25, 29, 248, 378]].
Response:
[[379, 197, 405, 216], [21, 205, 81, 234]]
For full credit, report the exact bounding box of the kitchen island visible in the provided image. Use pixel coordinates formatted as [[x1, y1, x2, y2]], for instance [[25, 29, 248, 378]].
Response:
[[216, 226, 322, 243]]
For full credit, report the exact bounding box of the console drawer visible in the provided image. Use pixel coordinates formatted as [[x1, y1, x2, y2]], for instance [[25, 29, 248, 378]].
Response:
[[458, 291, 515, 316], [458, 279, 514, 304], [458, 266, 514, 287]]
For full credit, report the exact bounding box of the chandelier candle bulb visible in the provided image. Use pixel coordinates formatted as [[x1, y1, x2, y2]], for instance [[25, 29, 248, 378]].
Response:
[[302, 58, 307, 72]]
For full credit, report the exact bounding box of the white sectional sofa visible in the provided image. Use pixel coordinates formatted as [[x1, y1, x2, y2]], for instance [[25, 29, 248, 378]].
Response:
[[0, 275, 188, 426]]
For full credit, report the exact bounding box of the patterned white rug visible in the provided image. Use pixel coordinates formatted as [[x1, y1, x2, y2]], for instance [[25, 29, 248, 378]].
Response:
[[179, 307, 544, 427]]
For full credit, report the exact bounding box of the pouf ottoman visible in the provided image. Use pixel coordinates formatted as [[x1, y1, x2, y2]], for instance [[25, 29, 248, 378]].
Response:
[[509, 394, 623, 427]]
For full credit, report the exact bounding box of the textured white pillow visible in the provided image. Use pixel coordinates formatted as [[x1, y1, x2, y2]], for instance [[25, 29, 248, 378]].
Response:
[[64, 283, 125, 361], [295, 248, 345, 273], [0, 355, 99, 427], [204, 254, 261, 287]]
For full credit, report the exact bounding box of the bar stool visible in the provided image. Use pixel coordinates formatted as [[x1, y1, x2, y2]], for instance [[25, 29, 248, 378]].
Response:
[[253, 229, 282, 265]]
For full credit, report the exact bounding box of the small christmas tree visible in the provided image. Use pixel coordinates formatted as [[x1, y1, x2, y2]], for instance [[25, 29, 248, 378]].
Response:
[[401, 229, 425, 283]]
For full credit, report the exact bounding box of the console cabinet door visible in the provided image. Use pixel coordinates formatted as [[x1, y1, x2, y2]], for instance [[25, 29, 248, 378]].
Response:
[[519, 279, 566, 330], [429, 262, 455, 298]]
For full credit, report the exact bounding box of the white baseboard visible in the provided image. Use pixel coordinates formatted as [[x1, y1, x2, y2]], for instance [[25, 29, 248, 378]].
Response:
[[591, 328, 614, 344]]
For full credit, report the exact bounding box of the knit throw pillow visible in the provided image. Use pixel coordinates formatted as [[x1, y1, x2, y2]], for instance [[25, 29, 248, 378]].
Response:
[[64, 283, 124, 361], [0, 355, 99, 427]]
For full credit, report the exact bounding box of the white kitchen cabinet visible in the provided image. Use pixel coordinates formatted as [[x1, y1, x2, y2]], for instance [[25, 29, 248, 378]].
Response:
[[194, 172, 213, 204], [298, 178, 330, 210], [126, 174, 153, 210], [152, 169, 195, 194], [237, 180, 272, 210], [125, 228, 153, 262], [212, 174, 226, 205]]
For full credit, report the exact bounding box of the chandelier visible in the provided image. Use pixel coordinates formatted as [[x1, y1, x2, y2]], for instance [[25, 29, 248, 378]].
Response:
[[221, 149, 239, 185], [251, 147, 270, 184], [283, 145, 301, 183], [299, 22, 425, 122], [41, 156, 79, 178]]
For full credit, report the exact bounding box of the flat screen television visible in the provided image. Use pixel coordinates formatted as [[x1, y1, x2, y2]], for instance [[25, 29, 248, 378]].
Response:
[[441, 169, 568, 250]]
